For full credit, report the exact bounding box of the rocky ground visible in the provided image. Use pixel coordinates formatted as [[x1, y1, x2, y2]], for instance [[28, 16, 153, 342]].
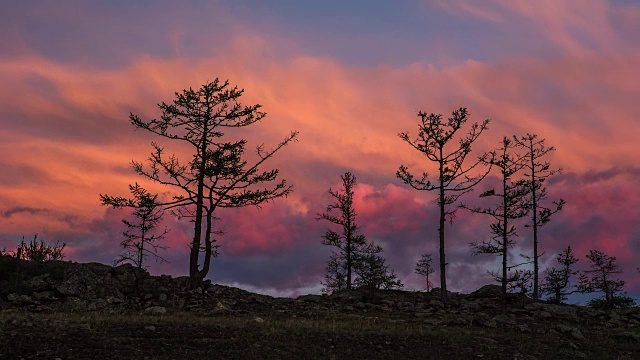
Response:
[[1, 256, 639, 359]]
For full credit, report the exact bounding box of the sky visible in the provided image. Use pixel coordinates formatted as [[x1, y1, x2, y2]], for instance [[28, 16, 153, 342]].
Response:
[[1, 0, 639, 301]]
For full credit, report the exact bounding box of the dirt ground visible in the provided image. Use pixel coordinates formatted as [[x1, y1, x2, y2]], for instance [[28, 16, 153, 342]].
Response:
[[1, 310, 638, 360]]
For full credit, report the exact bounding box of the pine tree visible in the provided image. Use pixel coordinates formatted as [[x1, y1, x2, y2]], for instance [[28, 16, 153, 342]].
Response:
[[101, 183, 169, 270], [579, 250, 635, 309], [540, 246, 580, 303], [130, 79, 297, 288], [318, 172, 368, 291], [463, 137, 529, 301], [397, 108, 492, 302], [354, 243, 403, 291], [514, 134, 565, 300], [415, 253, 435, 291]]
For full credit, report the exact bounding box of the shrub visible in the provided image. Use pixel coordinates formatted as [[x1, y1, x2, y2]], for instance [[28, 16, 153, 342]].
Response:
[[588, 296, 636, 310], [18, 234, 66, 262]]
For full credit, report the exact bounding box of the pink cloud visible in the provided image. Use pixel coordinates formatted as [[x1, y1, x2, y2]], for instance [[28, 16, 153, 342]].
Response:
[[0, 2, 639, 297]]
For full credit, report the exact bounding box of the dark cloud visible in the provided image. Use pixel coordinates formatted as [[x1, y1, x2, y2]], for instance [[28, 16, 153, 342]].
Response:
[[2, 206, 51, 218]]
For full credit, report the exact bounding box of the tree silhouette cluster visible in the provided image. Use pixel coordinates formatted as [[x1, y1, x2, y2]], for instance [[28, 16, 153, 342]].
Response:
[[396, 108, 571, 303], [102, 79, 298, 288], [92, 79, 635, 307], [318, 172, 402, 293]]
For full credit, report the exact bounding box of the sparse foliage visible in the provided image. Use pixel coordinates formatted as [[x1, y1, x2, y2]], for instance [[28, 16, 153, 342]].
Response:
[[514, 134, 565, 300], [415, 253, 435, 291], [130, 79, 298, 288], [397, 108, 492, 302], [100, 183, 169, 270], [17, 234, 66, 262], [507, 269, 533, 296], [541, 246, 581, 303], [322, 252, 347, 293], [463, 137, 529, 301], [579, 249, 635, 309], [318, 172, 368, 291], [354, 243, 403, 291]]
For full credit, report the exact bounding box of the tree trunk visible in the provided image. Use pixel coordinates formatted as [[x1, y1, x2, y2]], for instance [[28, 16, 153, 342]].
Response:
[[501, 175, 508, 303], [531, 154, 539, 301], [346, 216, 352, 290], [199, 208, 214, 284], [438, 149, 448, 303], [190, 126, 209, 289]]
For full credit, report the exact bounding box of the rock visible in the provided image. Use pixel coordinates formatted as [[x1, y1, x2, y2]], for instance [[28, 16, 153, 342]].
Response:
[[106, 295, 124, 304], [330, 289, 363, 302], [144, 306, 167, 315], [517, 324, 531, 333], [424, 318, 443, 326], [33, 291, 56, 301], [28, 274, 52, 292], [296, 294, 322, 303], [533, 311, 552, 319], [468, 285, 503, 299], [570, 328, 585, 341], [65, 297, 88, 312], [254, 317, 265, 323], [556, 325, 585, 341], [492, 314, 516, 326], [613, 332, 640, 343], [543, 304, 578, 321], [213, 302, 229, 314]]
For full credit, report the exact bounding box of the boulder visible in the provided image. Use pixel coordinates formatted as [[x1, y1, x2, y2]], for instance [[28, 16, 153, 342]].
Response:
[[144, 306, 167, 315]]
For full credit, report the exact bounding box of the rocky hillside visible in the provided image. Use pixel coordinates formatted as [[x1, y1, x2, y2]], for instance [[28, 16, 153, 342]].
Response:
[[1, 255, 640, 348]]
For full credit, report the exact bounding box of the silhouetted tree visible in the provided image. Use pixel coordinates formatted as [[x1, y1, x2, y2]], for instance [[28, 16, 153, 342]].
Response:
[[318, 172, 368, 291], [101, 183, 169, 270], [17, 234, 65, 262], [514, 134, 565, 300], [579, 249, 635, 309], [397, 108, 492, 302], [463, 137, 529, 301], [130, 79, 298, 288], [540, 246, 581, 303], [322, 252, 347, 293], [507, 269, 533, 296], [354, 243, 403, 291], [415, 253, 435, 291]]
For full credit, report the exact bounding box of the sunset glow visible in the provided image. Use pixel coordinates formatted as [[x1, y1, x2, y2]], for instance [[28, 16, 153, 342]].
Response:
[[1, 1, 639, 299]]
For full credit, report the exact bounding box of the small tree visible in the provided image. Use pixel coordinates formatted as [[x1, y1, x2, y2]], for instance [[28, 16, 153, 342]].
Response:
[[317, 172, 368, 291], [397, 108, 492, 302], [506, 269, 533, 296], [354, 243, 403, 291], [540, 246, 581, 303], [101, 183, 169, 270], [322, 252, 347, 293], [463, 137, 529, 301], [514, 134, 565, 300], [130, 79, 298, 288], [579, 249, 635, 309], [415, 253, 435, 291], [17, 234, 66, 262]]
